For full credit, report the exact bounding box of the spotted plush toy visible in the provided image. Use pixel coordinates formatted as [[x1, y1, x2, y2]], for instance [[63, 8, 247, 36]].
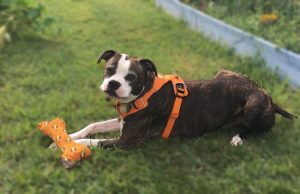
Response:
[[38, 118, 91, 168]]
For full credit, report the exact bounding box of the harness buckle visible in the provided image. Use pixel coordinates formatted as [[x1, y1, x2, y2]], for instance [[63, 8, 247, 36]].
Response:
[[175, 83, 186, 98]]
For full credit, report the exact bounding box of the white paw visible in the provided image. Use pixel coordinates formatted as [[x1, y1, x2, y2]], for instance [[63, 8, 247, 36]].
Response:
[[61, 158, 77, 169], [230, 135, 243, 147], [48, 142, 58, 150]]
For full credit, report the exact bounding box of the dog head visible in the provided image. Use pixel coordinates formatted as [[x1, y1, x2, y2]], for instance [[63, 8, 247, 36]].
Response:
[[98, 50, 157, 103]]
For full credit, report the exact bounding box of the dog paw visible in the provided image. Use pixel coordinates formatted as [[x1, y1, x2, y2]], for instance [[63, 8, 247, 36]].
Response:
[[61, 158, 77, 169], [48, 143, 58, 150], [230, 135, 243, 147]]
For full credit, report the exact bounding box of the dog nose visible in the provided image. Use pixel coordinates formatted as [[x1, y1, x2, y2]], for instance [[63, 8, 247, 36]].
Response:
[[107, 80, 121, 91]]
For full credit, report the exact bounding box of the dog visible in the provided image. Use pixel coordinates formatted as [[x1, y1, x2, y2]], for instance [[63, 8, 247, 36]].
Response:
[[58, 50, 297, 149]]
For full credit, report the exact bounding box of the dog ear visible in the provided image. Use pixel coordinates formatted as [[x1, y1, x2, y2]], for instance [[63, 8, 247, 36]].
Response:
[[140, 59, 157, 76], [97, 50, 116, 64]]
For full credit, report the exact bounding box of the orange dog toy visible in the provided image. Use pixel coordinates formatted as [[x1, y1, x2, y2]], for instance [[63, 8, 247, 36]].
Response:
[[38, 118, 91, 168]]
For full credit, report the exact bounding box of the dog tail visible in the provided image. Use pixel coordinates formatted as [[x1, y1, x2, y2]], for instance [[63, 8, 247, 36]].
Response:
[[274, 104, 298, 119]]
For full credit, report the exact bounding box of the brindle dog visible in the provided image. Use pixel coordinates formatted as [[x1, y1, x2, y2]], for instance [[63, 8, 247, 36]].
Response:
[[53, 50, 297, 149]]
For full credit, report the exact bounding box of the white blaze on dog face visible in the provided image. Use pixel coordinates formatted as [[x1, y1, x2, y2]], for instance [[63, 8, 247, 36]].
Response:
[[100, 53, 140, 102], [99, 51, 157, 103]]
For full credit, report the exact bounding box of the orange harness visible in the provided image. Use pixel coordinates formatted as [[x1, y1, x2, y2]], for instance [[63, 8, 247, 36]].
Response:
[[116, 75, 188, 139]]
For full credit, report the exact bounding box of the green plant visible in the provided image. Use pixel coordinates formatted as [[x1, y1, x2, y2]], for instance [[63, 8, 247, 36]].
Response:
[[0, 0, 54, 37]]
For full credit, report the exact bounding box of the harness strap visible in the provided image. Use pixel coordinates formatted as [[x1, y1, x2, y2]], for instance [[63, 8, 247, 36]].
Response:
[[115, 74, 188, 139], [116, 76, 170, 118], [161, 94, 183, 139]]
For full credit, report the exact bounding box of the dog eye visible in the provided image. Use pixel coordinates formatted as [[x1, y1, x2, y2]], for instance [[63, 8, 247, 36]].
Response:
[[106, 67, 114, 75], [125, 74, 136, 81]]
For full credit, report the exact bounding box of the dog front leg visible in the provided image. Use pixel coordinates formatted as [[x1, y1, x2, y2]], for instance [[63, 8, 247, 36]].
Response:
[[74, 138, 122, 149], [99, 134, 145, 149], [74, 138, 116, 147], [74, 137, 139, 150], [70, 118, 120, 140], [49, 118, 120, 150]]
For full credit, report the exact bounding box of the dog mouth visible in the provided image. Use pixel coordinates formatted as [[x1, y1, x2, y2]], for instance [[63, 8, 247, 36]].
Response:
[[104, 90, 127, 100], [105, 89, 118, 98]]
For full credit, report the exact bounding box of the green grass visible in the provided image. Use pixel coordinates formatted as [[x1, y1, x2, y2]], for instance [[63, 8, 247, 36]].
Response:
[[1, 0, 300, 193], [182, 0, 300, 53]]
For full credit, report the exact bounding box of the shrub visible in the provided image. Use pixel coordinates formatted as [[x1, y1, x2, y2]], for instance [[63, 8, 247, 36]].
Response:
[[0, 0, 54, 37]]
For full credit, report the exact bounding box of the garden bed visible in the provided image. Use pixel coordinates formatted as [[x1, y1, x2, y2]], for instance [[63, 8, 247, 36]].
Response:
[[182, 0, 300, 54]]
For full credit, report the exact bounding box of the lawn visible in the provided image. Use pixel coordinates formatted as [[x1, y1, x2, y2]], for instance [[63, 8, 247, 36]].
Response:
[[0, 0, 300, 193]]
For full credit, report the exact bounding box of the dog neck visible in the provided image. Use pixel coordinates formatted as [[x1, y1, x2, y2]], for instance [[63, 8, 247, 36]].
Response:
[[115, 74, 156, 114], [117, 86, 145, 104], [117, 73, 155, 105]]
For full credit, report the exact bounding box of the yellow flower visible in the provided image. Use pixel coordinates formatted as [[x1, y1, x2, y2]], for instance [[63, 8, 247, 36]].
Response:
[[261, 14, 278, 24], [0, 26, 7, 49]]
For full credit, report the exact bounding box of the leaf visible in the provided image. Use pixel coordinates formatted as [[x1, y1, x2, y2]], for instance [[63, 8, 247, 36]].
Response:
[[26, 7, 41, 20], [43, 17, 55, 27]]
